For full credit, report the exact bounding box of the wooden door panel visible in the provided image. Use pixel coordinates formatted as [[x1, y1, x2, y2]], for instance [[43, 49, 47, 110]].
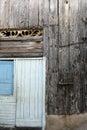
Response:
[[16, 58, 46, 128]]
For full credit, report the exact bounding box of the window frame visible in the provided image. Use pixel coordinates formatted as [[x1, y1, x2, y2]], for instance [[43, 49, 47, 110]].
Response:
[[0, 58, 16, 97], [0, 57, 45, 97]]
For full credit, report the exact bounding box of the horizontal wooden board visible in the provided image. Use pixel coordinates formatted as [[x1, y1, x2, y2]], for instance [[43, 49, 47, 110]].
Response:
[[0, 36, 43, 42], [0, 96, 16, 127], [0, 41, 43, 57]]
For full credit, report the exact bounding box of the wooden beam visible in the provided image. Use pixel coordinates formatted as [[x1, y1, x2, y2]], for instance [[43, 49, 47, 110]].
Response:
[[0, 41, 43, 57], [0, 36, 43, 42]]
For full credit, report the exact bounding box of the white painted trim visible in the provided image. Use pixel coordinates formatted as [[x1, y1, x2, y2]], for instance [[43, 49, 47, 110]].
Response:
[[16, 120, 42, 127], [0, 57, 44, 60], [42, 57, 46, 128], [13, 59, 16, 97]]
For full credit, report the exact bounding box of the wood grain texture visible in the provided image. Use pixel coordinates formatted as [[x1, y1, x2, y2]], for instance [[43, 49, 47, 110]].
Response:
[[29, 0, 39, 27], [0, 0, 58, 28], [69, 0, 81, 114], [0, 0, 10, 28], [38, 0, 44, 26], [0, 41, 43, 57], [78, 0, 87, 112], [49, 0, 58, 25], [9, 0, 20, 28], [58, 0, 87, 114], [0, 0, 86, 118], [59, 0, 71, 114], [44, 26, 59, 114]]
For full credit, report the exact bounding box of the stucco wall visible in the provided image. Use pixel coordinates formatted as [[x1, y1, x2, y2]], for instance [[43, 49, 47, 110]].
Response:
[[46, 113, 87, 130]]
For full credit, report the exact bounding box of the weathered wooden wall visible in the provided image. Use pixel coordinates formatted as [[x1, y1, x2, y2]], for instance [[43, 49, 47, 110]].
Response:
[[0, 0, 58, 28], [0, 0, 87, 115], [58, 0, 87, 114]]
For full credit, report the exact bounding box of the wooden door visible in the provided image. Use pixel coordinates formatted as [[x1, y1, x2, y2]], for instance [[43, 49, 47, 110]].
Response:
[[0, 60, 16, 127], [16, 58, 46, 128]]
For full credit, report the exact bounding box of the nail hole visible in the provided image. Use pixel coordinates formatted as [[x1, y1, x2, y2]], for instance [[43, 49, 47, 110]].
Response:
[[66, 0, 68, 4]]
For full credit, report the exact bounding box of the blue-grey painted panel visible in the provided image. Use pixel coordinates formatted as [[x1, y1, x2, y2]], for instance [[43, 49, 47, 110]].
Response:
[[0, 59, 16, 128], [0, 61, 14, 95], [16, 58, 46, 128]]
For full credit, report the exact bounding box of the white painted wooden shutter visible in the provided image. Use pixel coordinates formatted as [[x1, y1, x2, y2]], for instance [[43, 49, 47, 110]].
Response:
[[0, 59, 16, 128], [15, 58, 45, 127]]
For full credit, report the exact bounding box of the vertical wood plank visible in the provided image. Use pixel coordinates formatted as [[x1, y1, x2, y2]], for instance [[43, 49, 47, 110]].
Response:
[[59, 0, 69, 46], [44, 26, 58, 114], [69, 0, 79, 43], [24, 60, 30, 118], [0, 0, 10, 28], [18, 0, 29, 28], [38, 0, 44, 26], [29, 0, 39, 27], [59, 0, 70, 83], [43, 0, 50, 25], [59, 0, 71, 114], [30, 60, 35, 119], [16, 58, 45, 127], [78, 0, 87, 112], [69, 0, 81, 114], [49, 0, 58, 25], [43, 27, 49, 113], [34, 60, 39, 119], [38, 60, 43, 119], [9, 0, 20, 28]]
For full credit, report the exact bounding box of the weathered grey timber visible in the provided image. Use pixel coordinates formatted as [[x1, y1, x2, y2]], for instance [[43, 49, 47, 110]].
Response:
[[0, 0, 87, 117], [58, 0, 87, 115]]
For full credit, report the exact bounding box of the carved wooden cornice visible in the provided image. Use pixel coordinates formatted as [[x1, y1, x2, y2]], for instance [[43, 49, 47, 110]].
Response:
[[0, 28, 43, 38]]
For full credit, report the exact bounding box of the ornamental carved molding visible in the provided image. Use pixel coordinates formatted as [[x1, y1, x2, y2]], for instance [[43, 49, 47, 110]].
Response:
[[0, 28, 43, 38]]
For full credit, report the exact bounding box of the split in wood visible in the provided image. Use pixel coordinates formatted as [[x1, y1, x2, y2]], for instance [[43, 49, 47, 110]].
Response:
[[82, 17, 87, 24], [59, 41, 87, 48]]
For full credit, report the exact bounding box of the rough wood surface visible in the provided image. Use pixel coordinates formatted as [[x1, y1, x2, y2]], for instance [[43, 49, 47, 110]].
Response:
[[44, 26, 59, 114], [79, 0, 87, 112], [58, 0, 87, 114], [0, 0, 58, 28], [0, 41, 43, 57], [0, 36, 43, 42], [0, 0, 86, 116]]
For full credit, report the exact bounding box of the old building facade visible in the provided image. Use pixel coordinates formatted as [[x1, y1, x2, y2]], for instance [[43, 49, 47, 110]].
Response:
[[0, 0, 87, 130]]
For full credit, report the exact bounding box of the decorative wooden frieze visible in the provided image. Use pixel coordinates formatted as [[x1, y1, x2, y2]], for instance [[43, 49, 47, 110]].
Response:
[[0, 28, 43, 38], [0, 28, 43, 57]]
